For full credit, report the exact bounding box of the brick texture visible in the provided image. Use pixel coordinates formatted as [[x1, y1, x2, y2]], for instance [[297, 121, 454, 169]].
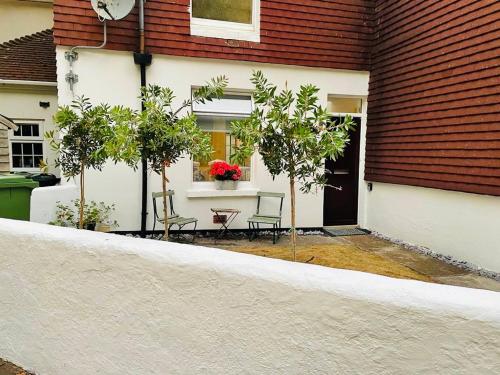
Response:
[[365, 0, 500, 196], [53, 0, 374, 71]]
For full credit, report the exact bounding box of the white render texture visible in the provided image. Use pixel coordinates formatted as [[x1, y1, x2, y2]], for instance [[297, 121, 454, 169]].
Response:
[[1, 219, 499, 375], [56, 47, 369, 231], [365, 182, 500, 273], [30, 184, 78, 223]]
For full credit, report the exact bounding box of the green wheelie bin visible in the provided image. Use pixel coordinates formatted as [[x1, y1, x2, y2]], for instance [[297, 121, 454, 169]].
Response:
[[0, 174, 39, 221]]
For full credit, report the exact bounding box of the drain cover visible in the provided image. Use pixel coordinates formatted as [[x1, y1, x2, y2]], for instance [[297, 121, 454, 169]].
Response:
[[324, 227, 369, 237]]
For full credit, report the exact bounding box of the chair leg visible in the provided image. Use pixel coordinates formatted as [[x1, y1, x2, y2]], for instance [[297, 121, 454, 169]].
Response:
[[192, 221, 197, 243], [153, 219, 156, 233], [248, 222, 252, 241], [272, 224, 276, 244]]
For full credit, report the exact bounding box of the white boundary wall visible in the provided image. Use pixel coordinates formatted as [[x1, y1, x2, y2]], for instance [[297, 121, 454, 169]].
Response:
[[362, 182, 500, 273], [55, 47, 370, 231], [1, 219, 499, 375]]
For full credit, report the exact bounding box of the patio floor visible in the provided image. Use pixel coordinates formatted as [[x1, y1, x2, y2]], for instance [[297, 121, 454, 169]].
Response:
[[197, 232, 500, 292]]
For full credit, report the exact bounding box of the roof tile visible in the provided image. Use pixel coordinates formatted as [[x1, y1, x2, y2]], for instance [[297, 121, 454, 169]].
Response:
[[0, 29, 57, 83]]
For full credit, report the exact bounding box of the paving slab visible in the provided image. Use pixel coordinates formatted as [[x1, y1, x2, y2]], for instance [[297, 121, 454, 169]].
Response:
[[434, 274, 500, 292]]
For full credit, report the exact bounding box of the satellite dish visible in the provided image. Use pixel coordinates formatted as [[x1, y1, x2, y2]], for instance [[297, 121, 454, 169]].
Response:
[[91, 0, 135, 21]]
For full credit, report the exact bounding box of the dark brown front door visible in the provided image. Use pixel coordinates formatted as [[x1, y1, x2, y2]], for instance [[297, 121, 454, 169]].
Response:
[[323, 117, 361, 226]]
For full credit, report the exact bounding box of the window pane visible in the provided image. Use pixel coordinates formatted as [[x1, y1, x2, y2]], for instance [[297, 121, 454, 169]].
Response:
[[327, 97, 363, 114], [12, 156, 22, 168], [33, 143, 43, 154], [197, 115, 244, 131], [23, 156, 34, 168], [34, 156, 44, 168], [12, 143, 21, 154], [13, 128, 21, 136], [21, 125, 32, 137], [192, 0, 253, 24], [193, 94, 253, 115], [193, 129, 251, 182], [22, 143, 32, 154], [32, 125, 39, 137]]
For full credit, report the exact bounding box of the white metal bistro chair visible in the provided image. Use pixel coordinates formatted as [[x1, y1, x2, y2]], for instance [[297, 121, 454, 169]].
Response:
[[247, 191, 285, 244], [152, 190, 198, 242]]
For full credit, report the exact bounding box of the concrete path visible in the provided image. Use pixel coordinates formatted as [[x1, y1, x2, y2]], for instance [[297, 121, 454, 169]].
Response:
[[339, 234, 500, 292]]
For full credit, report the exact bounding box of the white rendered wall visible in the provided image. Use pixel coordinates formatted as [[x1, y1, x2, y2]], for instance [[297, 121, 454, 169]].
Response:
[[365, 182, 500, 272], [30, 184, 78, 223], [56, 47, 370, 231], [1, 219, 499, 375]]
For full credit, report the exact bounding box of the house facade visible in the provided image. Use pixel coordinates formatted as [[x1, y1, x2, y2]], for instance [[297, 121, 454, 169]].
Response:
[[0, 0, 57, 175], [43, 0, 500, 271]]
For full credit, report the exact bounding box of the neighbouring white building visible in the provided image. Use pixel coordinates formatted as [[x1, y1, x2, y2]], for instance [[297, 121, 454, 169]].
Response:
[[0, 0, 57, 175]]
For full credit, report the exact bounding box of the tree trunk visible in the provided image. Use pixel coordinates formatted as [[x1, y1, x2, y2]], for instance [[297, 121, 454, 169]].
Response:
[[161, 161, 169, 240], [79, 164, 85, 229], [290, 177, 297, 261]]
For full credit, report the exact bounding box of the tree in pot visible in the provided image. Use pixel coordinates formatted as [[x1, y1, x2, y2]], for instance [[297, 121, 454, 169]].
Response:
[[137, 77, 227, 240], [46, 97, 138, 229], [231, 71, 356, 261]]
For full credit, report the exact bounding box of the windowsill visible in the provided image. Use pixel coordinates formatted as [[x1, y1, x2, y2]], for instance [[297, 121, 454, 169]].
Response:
[[187, 185, 260, 198], [191, 17, 260, 43]]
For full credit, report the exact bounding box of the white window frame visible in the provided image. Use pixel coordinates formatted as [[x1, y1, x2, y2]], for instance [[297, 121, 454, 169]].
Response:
[[191, 91, 256, 190], [190, 0, 261, 43], [9, 121, 45, 172]]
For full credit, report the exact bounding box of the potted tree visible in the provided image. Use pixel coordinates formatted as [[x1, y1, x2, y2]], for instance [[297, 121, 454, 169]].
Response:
[[231, 71, 356, 261], [137, 77, 227, 240], [46, 97, 138, 229]]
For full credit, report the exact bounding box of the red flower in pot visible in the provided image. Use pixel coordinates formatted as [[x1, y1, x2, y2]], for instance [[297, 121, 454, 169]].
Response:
[[210, 161, 242, 181]]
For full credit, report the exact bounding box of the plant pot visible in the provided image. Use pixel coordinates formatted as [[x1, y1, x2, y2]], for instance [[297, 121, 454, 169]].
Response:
[[85, 222, 96, 231], [29, 173, 61, 187], [95, 223, 111, 233], [214, 180, 238, 190]]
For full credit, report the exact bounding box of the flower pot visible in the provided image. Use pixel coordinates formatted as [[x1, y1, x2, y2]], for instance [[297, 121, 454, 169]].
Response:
[[95, 223, 111, 233], [215, 180, 238, 190], [85, 222, 96, 231]]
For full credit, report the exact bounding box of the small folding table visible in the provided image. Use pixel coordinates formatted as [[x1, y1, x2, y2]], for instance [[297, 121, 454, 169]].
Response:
[[210, 208, 241, 239]]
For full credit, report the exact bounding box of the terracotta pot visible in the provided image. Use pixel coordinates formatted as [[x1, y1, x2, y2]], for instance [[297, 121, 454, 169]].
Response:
[[214, 180, 238, 190]]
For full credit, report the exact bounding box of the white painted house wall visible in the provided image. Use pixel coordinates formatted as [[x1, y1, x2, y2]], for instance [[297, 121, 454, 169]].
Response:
[[363, 182, 500, 273], [55, 47, 370, 231], [1, 219, 499, 375]]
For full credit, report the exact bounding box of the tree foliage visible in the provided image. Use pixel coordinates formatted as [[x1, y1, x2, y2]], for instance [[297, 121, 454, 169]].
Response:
[[46, 96, 138, 228], [137, 76, 228, 239], [231, 71, 356, 258]]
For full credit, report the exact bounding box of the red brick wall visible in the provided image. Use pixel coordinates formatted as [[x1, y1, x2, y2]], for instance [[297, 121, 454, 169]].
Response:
[[365, 0, 500, 196], [53, 0, 374, 71]]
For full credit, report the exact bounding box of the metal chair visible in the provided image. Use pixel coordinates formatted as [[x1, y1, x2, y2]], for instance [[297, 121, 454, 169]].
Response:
[[152, 190, 197, 242], [247, 191, 285, 244]]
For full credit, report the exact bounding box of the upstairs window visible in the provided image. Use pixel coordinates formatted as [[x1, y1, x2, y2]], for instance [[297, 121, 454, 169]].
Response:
[[190, 0, 260, 42]]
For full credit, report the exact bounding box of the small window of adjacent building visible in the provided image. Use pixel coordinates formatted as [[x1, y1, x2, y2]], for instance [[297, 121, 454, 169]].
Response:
[[327, 97, 363, 115], [10, 123, 44, 171], [190, 0, 260, 42], [192, 94, 253, 183]]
